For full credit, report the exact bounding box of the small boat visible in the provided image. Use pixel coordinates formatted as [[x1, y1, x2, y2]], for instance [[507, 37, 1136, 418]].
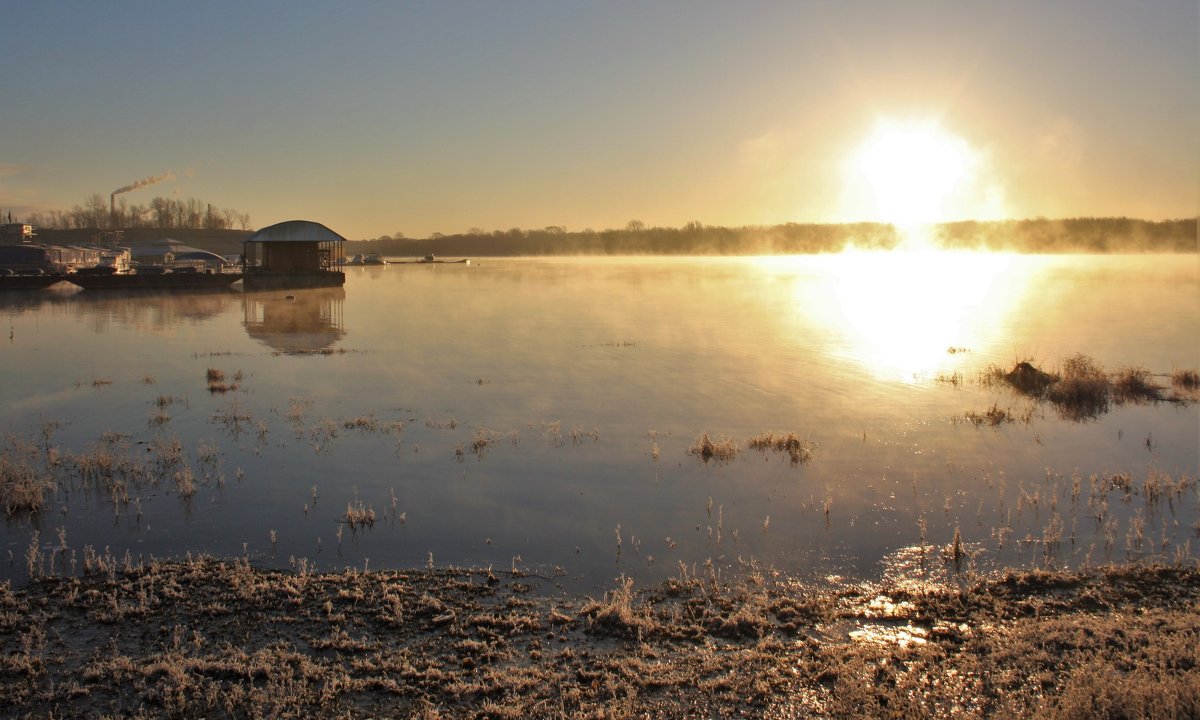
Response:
[[361, 253, 387, 265]]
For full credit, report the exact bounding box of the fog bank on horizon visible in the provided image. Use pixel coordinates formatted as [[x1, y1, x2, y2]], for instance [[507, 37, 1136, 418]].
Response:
[[345, 217, 1198, 258]]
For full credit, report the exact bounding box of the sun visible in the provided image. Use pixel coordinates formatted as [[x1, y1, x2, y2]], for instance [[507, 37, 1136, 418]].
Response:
[[847, 119, 975, 227]]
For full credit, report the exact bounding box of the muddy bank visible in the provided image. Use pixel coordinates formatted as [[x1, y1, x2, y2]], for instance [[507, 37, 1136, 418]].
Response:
[[1, 558, 1197, 718]]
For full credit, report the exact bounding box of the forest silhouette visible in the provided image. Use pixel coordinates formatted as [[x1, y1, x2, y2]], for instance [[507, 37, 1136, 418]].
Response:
[[16, 193, 1197, 256], [349, 217, 1196, 257]]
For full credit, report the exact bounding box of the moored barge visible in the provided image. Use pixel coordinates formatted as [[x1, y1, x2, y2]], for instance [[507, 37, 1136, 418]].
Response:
[[0, 272, 68, 290], [66, 270, 243, 290]]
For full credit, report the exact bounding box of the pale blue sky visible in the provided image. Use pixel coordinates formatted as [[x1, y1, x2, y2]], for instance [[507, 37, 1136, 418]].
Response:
[[2, 1, 1196, 239]]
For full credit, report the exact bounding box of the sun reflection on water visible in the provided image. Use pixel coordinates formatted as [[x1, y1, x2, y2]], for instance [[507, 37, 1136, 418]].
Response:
[[758, 248, 1032, 382]]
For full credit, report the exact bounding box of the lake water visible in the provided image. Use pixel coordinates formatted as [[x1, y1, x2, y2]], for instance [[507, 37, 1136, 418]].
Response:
[[2, 254, 1197, 591]]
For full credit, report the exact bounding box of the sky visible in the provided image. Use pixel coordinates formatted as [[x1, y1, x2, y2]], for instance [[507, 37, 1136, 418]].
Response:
[[1, 1, 1196, 240]]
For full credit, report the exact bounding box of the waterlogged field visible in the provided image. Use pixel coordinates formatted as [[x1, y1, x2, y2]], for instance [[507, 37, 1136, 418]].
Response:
[[1, 254, 1197, 591]]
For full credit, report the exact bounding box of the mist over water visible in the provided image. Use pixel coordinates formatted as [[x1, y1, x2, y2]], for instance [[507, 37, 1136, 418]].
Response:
[[1, 254, 1197, 591]]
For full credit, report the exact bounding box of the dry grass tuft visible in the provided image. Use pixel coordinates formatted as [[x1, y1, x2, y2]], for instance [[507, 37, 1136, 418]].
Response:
[[1112, 366, 1165, 403], [964, 404, 1016, 427], [345, 500, 376, 529], [689, 433, 739, 464], [580, 575, 657, 639], [0, 437, 56, 516], [470, 428, 519, 458], [746, 432, 814, 466], [342, 414, 379, 432], [205, 368, 240, 394], [1046, 354, 1111, 420], [1171, 368, 1200, 391], [991, 355, 1193, 420]]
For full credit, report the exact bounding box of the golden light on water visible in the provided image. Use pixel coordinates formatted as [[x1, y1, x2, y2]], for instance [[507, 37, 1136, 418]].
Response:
[[770, 249, 1031, 382], [833, 251, 1020, 380]]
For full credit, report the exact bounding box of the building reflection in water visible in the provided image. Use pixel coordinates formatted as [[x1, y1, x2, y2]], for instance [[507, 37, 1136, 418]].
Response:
[[242, 288, 346, 354], [61, 287, 238, 334]]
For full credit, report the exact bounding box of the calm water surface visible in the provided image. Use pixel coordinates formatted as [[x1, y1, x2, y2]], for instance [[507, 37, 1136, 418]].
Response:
[[2, 254, 1197, 591]]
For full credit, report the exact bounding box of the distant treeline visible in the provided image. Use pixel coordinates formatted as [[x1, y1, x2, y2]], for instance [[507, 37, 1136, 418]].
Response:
[[934, 217, 1197, 253], [26, 193, 252, 232], [348, 217, 1197, 257], [352, 221, 899, 257]]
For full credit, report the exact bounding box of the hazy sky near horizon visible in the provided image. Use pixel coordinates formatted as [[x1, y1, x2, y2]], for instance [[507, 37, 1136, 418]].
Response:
[[2, 1, 1196, 240]]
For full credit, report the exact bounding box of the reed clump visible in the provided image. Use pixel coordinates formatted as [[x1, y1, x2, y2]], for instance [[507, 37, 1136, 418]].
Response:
[[993, 355, 1109, 420], [746, 432, 814, 466], [346, 500, 376, 529], [991, 354, 1194, 421], [580, 575, 657, 639], [963, 404, 1016, 427], [1171, 368, 1200, 391], [1046, 354, 1111, 420], [470, 428, 518, 458], [173, 467, 196, 498], [1112, 366, 1165, 404], [205, 368, 240, 394], [689, 433, 739, 464], [342, 414, 379, 432], [0, 437, 56, 516]]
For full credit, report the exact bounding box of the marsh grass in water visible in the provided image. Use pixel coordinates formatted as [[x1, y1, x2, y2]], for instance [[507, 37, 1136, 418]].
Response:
[[345, 498, 376, 529], [935, 370, 964, 387], [963, 404, 1017, 427], [0, 435, 57, 516], [470, 427, 519, 458], [689, 433, 739, 464], [1047, 354, 1112, 420], [692, 432, 815, 466], [1171, 368, 1200, 392], [746, 432, 815, 466], [986, 354, 1197, 421], [205, 367, 242, 394], [342, 413, 379, 432]]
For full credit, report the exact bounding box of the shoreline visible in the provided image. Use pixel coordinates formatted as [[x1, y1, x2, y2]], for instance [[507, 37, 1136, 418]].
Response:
[[2, 558, 1197, 718]]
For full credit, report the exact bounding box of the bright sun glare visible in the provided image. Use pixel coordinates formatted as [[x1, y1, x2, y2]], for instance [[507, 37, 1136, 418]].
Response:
[[767, 251, 1026, 382], [850, 119, 975, 227]]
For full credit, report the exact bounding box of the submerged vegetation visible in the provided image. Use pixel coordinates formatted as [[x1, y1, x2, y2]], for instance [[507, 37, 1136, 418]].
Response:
[[690, 432, 817, 466], [1046, 354, 1112, 420], [746, 432, 816, 466], [1172, 368, 1200, 391], [984, 354, 1196, 421], [963, 404, 1019, 428], [689, 433, 739, 464], [0, 435, 56, 516]]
